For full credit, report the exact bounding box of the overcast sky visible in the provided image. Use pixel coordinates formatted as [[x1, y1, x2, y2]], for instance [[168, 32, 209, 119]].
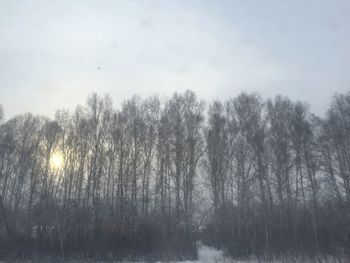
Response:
[[0, 0, 349, 118]]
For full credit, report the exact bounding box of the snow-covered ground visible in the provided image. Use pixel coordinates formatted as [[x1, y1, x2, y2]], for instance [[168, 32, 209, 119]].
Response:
[[196, 244, 231, 263], [3, 243, 344, 262], [156, 243, 232, 263], [154, 243, 344, 263]]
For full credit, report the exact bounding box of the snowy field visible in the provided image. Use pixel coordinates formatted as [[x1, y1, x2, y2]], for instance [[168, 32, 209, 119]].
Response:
[[0, 243, 345, 262], [158, 243, 232, 263], [153, 243, 344, 263]]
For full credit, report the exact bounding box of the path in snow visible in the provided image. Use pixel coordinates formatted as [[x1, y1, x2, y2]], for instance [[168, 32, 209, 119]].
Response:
[[196, 243, 232, 263], [166, 243, 232, 263]]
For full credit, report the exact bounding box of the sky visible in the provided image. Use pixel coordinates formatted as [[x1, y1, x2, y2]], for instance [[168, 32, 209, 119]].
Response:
[[0, 0, 349, 118]]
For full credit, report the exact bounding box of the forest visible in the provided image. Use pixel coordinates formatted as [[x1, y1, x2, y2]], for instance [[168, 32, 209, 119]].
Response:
[[0, 90, 350, 261]]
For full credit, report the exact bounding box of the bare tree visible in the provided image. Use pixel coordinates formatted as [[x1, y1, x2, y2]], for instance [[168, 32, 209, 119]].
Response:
[[1, 91, 350, 260]]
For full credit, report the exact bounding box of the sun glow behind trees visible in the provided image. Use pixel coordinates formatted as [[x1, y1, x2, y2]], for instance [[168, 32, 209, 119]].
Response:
[[50, 151, 64, 170]]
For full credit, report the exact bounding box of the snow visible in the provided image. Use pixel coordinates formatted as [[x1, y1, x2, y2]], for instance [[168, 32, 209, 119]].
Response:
[[196, 243, 231, 263], [156, 243, 232, 263]]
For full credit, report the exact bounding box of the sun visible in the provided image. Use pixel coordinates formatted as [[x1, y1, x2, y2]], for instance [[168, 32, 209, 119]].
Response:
[[50, 151, 64, 170]]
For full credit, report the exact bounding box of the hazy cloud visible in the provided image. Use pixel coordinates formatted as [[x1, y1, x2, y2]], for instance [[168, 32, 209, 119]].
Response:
[[0, 0, 349, 118]]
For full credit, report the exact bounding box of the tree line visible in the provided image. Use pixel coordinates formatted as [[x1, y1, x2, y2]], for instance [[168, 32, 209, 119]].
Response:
[[0, 90, 350, 260], [203, 92, 350, 259]]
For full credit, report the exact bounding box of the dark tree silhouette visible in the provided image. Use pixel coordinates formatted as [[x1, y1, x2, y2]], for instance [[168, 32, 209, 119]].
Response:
[[1, 91, 350, 261]]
